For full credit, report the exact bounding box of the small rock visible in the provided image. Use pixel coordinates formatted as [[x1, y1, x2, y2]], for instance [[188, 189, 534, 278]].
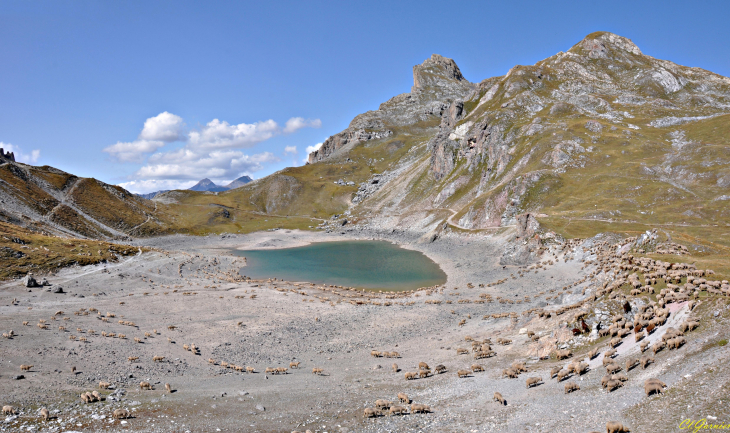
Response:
[[22, 274, 39, 288], [13, 375, 25, 380], [52, 286, 65, 294], [372, 365, 382, 370], [255, 404, 265, 412]]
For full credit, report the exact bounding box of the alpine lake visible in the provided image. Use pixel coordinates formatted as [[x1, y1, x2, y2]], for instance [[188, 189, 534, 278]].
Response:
[[235, 240, 447, 291]]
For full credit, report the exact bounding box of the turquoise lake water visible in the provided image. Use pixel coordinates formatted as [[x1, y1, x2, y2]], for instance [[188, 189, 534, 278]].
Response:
[[235, 240, 447, 291]]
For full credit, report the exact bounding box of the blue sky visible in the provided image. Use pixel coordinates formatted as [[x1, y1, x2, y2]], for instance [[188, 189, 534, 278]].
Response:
[[1, 0, 729, 193]]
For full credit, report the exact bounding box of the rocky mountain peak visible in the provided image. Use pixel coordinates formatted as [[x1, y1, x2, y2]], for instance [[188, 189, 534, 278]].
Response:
[[570, 31, 642, 59], [412, 54, 470, 92]]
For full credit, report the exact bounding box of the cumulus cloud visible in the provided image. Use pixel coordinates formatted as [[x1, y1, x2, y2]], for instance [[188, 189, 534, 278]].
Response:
[[0, 142, 41, 164], [103, 140, 165, 163], [283, 117, 322, 134], [104, 111, 185, 162], [138, 111, 185, 142], [188, 119, 279, 150], [136, 149, 279, 180], [284, 146, 297, 155], [117, 179, 198, 194]]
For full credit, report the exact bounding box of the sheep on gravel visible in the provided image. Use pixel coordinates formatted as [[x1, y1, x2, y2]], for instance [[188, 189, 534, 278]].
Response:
[[556, 369, 570, 382], [290, 361, 300, 369], [410, 403, 430, 413], [606, 380, 623, 392], [398, 393, 409, 403], [418, 370, 430, 378], [653, 342, 666, 355], [389, 406, 407, 416], [606, 421, 630, 433], [418, 362, 430, 370], [588, 348, 599, 360], [112, 409, 130, 419], [644, 383, 663, 396], [606, 364, 622, 375], [165, 383, 172, 393], [493, 392, 506, 405], [502, 368, 518, 379], [556, 349, 572, 360], [434, 364, 447, 374], [525, 377, 542, 388], [640, 356, 654, 369], [645, 378, 667, 388], [392, 363, 399, 372], [625, 359, 639, 371], [375, 399, 392, 410], [312, 367, 323, 375], [404, 372, 417, 380], [2, 406, 15, 415], [364, 407, 380, 418], [20, 365, 33, 371], [550, 366, 561, 378], [139, 381, 152, 390], [640, 341, 649, 353], [40, 407, 49, 420], [471, 364, 484, 373], [564, 382, 580, 394], [611, 372, 628, 382], [457, 370, 471, 378]]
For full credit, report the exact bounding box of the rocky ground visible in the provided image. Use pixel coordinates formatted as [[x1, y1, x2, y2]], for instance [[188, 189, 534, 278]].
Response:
[[1, 229, 728, 433]]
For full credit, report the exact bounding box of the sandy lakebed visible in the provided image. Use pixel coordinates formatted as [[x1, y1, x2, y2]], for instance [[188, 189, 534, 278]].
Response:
[[1, 228, 727, 432]]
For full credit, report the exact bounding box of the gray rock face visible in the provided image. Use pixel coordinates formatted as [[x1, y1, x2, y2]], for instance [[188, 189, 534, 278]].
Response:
[[52, 286, 65, 294], [22, 275, 39, 288], [306, 54, 474, 164]]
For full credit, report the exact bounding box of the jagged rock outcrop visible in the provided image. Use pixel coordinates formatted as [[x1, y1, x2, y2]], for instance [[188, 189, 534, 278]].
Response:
[[307, 54, 474, 164], [0, 148, 15, 162]]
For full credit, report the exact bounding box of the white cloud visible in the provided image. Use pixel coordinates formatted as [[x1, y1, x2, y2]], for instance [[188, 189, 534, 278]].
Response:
[[117, 179, 198, 194], [0, 142, 41, 164], [284, 145, 297, 155], [136, 149, 279, 180], [188, 119, 279, 150], [104, 111, 185, 162], [139, 111, 185, 142], [283, 117, 322, 134], [103, 140, 165, 163]]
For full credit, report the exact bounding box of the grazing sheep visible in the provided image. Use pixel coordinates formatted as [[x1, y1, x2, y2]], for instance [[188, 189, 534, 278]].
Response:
[[152, 355, 164, 362], [625, 359, 639, 371], [312, 368, 323, 375], [246, 366, 255, 373], [640, 341, 649, 353], [611, 372, 629, 382], [525, 377, 542, 388], [92, 391, 102, 401], [601, 375, 612, 388], [418, 362, 430, 370], [640, 356, 654, 369], [165, 383, 172, 393], [40, 407, 49, 420], [493, 392, 506, 405], [112, 409, 130, 419], [511, 361, 527, 373], [389, 406, 407, 416], [550, 366, 561, 378], [588, 348, 599, 360], [405, 372, 417, 380], [99, 381, 111, 389], [398, 393, 409, 403], [606, 364, 622, 375], [370, 350, 381, 357], [410, 403, 430, 413], [457, 369, 471, 378], [364, 407, 380, 418], [645, 378, 667, 388], [556, 369, 570, 382], [418, 370, 430, 378], [128, 357, 139, 363], [20, 365, 33, 371], [606, 379, 623, 392], [564, 382, 580, 394], [456, 348, 469, 355], [392, 363, 399, 372], [2, 406, 16, 415], [265, 367, 276, 374], [276, 367, 288, 374], [290, 361, 300, 369], [610, 337, 622, 348], [604, 349, 617, 360], [556, 349, 572, 360], [502, 368, 518, 379], [434, 364, 447, 374], [139, 381, 152, 390], [471, 364, 484, 373], [375, 399, 392, 410], [606, 421, 630, 433], [653, 342, 665, 355]]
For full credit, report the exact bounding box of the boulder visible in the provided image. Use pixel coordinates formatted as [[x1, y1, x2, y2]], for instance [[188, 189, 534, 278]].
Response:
[[21, 275, 39, 288], [52, 286, 64, 294]]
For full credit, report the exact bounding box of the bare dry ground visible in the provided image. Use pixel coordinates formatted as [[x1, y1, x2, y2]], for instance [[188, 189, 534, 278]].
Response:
[[1, 230, 728, 433]]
